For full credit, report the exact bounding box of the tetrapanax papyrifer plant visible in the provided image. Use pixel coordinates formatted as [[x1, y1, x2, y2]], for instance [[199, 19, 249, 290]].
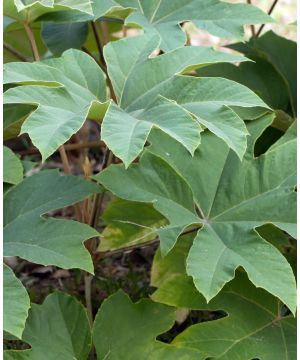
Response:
[[3, 0, 296, 359]]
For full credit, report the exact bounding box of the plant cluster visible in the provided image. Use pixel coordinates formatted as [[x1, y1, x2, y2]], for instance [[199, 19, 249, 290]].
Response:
[[3, 1, 296, 359]]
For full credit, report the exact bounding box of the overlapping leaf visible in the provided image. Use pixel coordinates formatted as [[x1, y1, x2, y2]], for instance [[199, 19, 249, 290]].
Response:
[[4, 0, 93, 23], [4, 292, 91, 360], [228, 30, 297, 116], [198, 30, 297, 119], [122, 0, 272, 51], [93, 290, 199, 359], [4, 264, 30, 339], [96, 114, 296, 312], [4, 170, 101, 272], [102, 33, 268, 166], [41, 22, 88, 56], [4, 146, 23, 185], [4, 49, 108, 160], [153, 273, 296, 360]]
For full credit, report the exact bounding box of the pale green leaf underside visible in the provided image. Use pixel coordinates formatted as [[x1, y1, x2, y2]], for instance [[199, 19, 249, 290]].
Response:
[[153, 273, 296, 360], [4, 0, 93, 22], [4, 49, 108, 161], [102, 96, 202, 167], [4, 292, 91, 360], [93, 290, 200, 359], [97, 115, 296, 312], [108, 0, 273, 51], [4, 264, 30, 339], [103, 33, 269, 164], [4, 170, 101, 273], [3, 146, 23, 185]]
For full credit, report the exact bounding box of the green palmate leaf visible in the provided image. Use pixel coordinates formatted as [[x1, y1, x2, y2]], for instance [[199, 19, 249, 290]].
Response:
[[4, 49, 108, 161], [97, 114, 296, 312], [228, 31, 297, 116], [37, 0, 135, 23], [120, 0, 273, 51], [93, 290, 199, 359], [94, 151, 200, 255], [100, 198, 166, 251], [4, 0, 93, 23], [4, 292, 91, 360], [102, 96, 202, 167], [41, 22, 88, 56], [197, 58, 290, 114], [3, 146, 23, 185], [4, 264, 30, 339], [102, 33, 268, 165], [153, 274, 296, 360], [4, 170, 101, 272]]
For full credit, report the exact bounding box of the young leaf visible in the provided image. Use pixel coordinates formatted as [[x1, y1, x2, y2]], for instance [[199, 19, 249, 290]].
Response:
[[102, 33, 268, 165], [4, 264, 30, 339], [93, 290, 200, 359], [3, 146, 23, 185], [4, 292, 91, 360], [122, 0, 273, 51], [4, 170, 101, 273], [153, 274, 296, 360], [4, 49, 109, 161], [100, 198, 166, 251], [151, 233, 194, 288], [97, 114, 296, 312]]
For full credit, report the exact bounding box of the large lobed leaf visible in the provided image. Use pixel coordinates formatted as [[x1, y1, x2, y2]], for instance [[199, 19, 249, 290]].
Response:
[[153, 273, 296, 360], [4, 292, 91, 360], [4, 170, 101, 273], [4, 49, 108, 161], [122, 0, 273, 51], [96, 115, 296, 312], [93, 290, 199, 359], [102, 33, 269, 166]]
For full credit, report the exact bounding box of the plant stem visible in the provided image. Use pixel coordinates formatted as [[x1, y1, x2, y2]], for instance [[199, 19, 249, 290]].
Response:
[[84, 274, 93, 325], [19, 140, 105, 156], [23, 22, 40, 61], [89, 149, 113, 227], [91, 21, 106, 65], [100, 21, 110, 44], [58, 146, 72, 174], [90, 21, 117, 102], [246, 0, 256, 36], [4, 42, 28, 61], [256, 0, 279, 37]]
